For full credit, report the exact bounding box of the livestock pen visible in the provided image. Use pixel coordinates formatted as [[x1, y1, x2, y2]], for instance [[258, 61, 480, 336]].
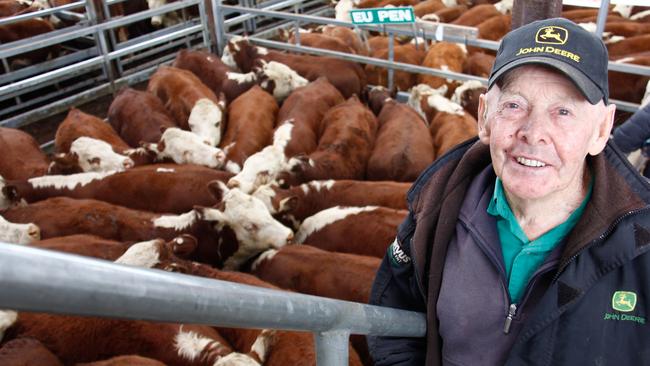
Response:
[[1, 0, 650, 365]]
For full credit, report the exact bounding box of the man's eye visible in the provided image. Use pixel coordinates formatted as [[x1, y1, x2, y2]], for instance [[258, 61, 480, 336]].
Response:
[[558, 108, 571, 116], [505, 102, 519, 109]]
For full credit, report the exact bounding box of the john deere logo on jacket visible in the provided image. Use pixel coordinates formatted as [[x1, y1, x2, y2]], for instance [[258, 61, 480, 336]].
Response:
[[535, 26, 568, 45], [612, 291, 637, 312]]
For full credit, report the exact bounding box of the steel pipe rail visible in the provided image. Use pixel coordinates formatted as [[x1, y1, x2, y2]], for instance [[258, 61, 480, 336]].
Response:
[[0, 1, 86, 26], [0, 243, 426, 366]]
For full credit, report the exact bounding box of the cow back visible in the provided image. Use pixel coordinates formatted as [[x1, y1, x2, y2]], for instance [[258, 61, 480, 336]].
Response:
[[429, 111, 478, 158], [0, 127, 49, 180], [367, 101, 434, 181], [277, 77, 345, 156], [55, 108, 129, 153], [172, 48, 233, 93], [221, 85, 278, 166], [107, 88, 177, 147]]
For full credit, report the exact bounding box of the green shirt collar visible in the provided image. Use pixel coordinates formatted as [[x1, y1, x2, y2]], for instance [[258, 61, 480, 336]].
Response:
[[487, 176, 593, 246]]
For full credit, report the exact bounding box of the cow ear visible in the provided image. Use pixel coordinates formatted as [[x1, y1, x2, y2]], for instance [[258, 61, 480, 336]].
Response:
[[277, 196, 298, 213], [195, 205, 227, 223], [207, 180, 229, 202]]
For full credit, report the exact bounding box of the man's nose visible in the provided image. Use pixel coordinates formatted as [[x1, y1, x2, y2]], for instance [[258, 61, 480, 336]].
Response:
[[516, 108, 549, 145]]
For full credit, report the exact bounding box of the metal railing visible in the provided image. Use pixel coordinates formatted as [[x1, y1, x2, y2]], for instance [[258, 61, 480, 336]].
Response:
[[215, 1, 650, 113], [0, 242, 426, 366]]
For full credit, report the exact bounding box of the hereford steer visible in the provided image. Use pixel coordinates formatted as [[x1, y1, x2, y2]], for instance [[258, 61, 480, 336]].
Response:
[[0, 127, 49, 180], [52, 137, 135, 174], [30, 234, 135, 261], [418, 41, 467, 95], [366, 91, 434, 182], [451, 3, 501, 26], [144, 128, 226, 169], [278, 96, 378, 185], [6, 313, 241, 366], [55, 108, 130, 154], [3, 164, 232, 214], [408, 83, 465, 123], [220, 85, 278, 173], [250, 245, 379, 365], [319, 25, 369, 56], [287, 30, 355, 54], [1, 183, 293, 269], [0, 214, 40, 244], [147, 66, 226, 146], [113, 238, 363, 366], [222, 38, 366, 99], [452, 79, 487, 120], [430, 110, 478, 158], [226, 78, 344, 194], [295, 206, 407, 258], [366, 43, 424, 91], [0, 17, 56, 69], [107, 88, 178, 147], [252, 179, 410, 229]]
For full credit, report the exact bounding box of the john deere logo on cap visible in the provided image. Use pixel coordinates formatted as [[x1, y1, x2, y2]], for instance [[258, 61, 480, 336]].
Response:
[[535, 26, 568, 45], [612, 291, 637, 312]]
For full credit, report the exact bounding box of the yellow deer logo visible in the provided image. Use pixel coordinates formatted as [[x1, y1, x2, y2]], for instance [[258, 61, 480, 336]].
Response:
[[535, 26, 568, 45]]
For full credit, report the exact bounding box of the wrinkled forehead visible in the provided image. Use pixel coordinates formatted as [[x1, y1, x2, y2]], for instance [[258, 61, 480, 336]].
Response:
[[492, 65, 586, 103]]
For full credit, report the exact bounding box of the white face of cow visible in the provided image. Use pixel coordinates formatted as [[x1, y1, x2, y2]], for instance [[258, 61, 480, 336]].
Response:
[[228, 123, 295, 194], [197, 182, 294, 270], [257, 61, 309, 101], [115, 239, 164, 268], [147, 0, 167, 26], [70, 137, 134, 173], [188, 98, 225, 147], [0, 310, 18, 342], [0, 215, 40, 245], [156, 128, 226, 169]]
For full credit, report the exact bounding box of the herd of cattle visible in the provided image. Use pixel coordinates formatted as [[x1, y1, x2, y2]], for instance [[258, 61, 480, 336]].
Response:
[[1, 0, 650, 365]]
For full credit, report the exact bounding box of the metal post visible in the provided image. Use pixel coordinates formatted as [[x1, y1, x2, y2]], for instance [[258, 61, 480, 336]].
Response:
[[314, 330, 350, 366], [511, 0, 562, 29], [85, 0, 117, 95], [595, 0, 610, 37], [214, 0, 227, 55], [198, 0, 212, 50], [387, 30, 394, 92]]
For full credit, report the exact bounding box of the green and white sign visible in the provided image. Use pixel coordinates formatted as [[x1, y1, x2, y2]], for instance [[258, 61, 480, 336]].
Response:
[[350, 7, 415, 25]]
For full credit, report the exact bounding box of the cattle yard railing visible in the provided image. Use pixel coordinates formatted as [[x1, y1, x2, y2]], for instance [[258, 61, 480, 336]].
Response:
[[0, 242, 426, 366], [214, 0, 650, 113]]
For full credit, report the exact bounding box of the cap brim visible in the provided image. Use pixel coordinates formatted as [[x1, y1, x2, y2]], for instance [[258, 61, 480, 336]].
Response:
[[488, 56, 604, 105]]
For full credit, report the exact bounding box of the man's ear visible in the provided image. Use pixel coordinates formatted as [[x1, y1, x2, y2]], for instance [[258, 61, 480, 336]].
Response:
[[588, 102, 617, 156], [477, 93, 490, 145]]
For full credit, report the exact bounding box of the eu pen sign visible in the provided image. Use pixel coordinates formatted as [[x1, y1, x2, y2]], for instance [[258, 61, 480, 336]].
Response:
[[350, 7, 415, 25]]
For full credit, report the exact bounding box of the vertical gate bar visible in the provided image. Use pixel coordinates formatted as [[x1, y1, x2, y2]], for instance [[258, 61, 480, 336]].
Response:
[[198, 0, 212, 49], [102, 0, 124, 76], [214, 0, 226, 55], [85, 0, 116, 95], [314, 330, 350, 366], [387, 30, 394, 92], [595, 0, 610, 38]]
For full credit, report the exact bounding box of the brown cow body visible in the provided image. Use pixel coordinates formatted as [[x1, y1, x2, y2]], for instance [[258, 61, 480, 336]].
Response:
[[107, 88, 177, 147], [0, 338, 63, 366], [295, 206, 407, 258], [221, 86, 278, 171], [366, 94, 434, 182], [224, 38, 366, 99], [418, 42, 467, 94], [451, 4, 500, 26], [147, 66, 226, 146], [366, 43, 424, 91], [253, 179, 410, 229], [0, 127, 49, 180], [280, 96, 378, 185], [4, 164, 233, 214], [55, 108, 130, 154], [430, 110, 478, 158]]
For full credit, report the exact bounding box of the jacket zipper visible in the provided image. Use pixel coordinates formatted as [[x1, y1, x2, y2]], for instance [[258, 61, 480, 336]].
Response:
[[503, 303, 517, 334], [552, 207, 649, 283]]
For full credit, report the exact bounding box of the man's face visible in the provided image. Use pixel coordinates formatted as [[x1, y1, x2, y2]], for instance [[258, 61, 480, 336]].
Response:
[[478, 65, 615, 203]]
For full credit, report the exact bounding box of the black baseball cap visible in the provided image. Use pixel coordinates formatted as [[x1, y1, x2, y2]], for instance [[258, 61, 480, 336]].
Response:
[[488, 17, 609, 105]]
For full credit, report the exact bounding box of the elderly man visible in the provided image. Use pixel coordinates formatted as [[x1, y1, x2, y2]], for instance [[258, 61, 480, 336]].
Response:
[[369, 17, 650, 365]]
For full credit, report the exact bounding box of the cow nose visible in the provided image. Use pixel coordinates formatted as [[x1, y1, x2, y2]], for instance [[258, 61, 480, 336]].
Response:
[[286, 232, 294, 244], [151, 16, 162, 27]]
